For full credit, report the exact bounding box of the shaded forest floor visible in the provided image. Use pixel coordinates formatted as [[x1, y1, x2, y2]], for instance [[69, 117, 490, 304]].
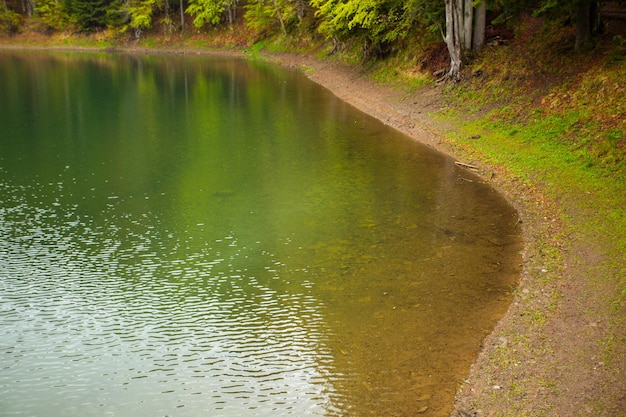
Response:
[[2, 15, 626, 416]]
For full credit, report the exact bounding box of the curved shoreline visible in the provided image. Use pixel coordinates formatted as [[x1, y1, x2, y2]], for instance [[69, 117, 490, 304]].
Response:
[[255, 52, 626, 417], [2, 42, 623, 415]]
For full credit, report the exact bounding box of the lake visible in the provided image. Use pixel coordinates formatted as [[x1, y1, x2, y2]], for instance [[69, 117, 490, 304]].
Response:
[[0, 50, 522, 416]]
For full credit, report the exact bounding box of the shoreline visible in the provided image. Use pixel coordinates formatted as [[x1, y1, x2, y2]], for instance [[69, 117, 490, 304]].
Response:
[[287, 52, 624, 417], [263, 52, 558, 416], [2, 42, 623, 416]]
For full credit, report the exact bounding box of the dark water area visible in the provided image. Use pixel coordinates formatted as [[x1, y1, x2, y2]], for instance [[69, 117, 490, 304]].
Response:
[[0, 50, 522, 416]]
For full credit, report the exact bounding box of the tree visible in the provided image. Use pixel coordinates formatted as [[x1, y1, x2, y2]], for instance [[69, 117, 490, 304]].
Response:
[[160, 0, 175, 34], [443, 0, 463, 80], [21, 0, 37, 17], [126, 0, 158, 36], [179, 0, 184, 29], [534, 0, 602, 50], [107, 0, 174, 37], [441, 0, 487, 81], [245, 0, 297, 36], [574, 0, 601, 50], [472, 0, 486, 52], [186, 0, 225, 28], [36, 0, 66, 30], [63, 0, 114, 31], [224, 0, 236, 25], [311, 0, 409, 58], [0, 1, 22, 33]]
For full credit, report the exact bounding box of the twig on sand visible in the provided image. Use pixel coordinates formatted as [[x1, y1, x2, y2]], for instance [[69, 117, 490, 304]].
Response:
[[454, 161, 479, 171]]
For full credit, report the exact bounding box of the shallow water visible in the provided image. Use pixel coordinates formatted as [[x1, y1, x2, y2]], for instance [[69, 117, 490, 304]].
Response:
[[0, 50, 522, 416]]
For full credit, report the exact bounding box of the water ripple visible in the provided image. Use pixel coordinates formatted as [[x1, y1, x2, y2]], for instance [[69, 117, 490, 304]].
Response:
[[0, 181, 336, 417]]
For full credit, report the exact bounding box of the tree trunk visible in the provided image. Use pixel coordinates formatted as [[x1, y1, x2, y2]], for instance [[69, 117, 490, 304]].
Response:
[[575, 0, 592, 49], [463, 0, 472, 50], [272, 0, 287, 35], [21, 0, 36, 16], [472, 0, 486, 52], [296, 0, 304, 22], [179, 0, 184, 31], [444, 0, 463, 81], [163, 0, 174, 33], [575, 0, 601, 50], [225, 0, 232, 25]]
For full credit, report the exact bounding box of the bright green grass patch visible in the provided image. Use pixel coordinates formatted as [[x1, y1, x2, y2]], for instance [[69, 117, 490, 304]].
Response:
[[452, 113, 626, 359], [450, 106, 626, 307], [369, 63, 432, 92]]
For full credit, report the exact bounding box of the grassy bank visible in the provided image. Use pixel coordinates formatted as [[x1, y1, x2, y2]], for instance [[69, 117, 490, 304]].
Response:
[[428, 22, 626, 416], [2, 18, 625, 415]]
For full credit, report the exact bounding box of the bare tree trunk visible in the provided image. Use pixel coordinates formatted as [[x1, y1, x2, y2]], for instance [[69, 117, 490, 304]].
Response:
[[225, 0, 232, 25], [272, 0, 287, 35], [21, 0, 36, 17], [444, 0, 463, 81], [472, 0, 486, 52], [163, 0, 174, 33], [463, 0, 472, 50], [227, 0, 239, 25]]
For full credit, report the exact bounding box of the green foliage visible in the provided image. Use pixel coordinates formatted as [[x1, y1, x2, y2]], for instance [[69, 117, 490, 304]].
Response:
[[105, 0, 129, 29], [63, 0, 115, 31], [159, 14, 175, 34], [244, 0, 297, 35], [128, 0, 159, 30], [244, 1, 276, 33], [609, 35, 626, 64], [491, 0, 535, 26], [533, 0, 567, 18], [402, 0, 442, 35], [313, 0, 389, 38], [310, 0, 421, 58], [36, 0, 66, 31], [110, 0, 172, 35], [0, 8, 22, 33], [187, 0, 225, 28]]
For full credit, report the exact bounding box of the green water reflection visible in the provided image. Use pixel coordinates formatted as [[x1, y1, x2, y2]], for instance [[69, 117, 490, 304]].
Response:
[[0, 51, 522, 416]]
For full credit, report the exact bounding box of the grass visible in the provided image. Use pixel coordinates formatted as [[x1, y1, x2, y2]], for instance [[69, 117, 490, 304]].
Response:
[[440, 37, 626, 248], [397, 20, 626, 415], [447, 82, 626, 327], [434, 22, 626, 390], [369, 63, 432, 92]]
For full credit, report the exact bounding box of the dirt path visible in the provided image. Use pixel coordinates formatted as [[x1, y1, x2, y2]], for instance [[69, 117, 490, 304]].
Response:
[[263, 52, 626, 417]]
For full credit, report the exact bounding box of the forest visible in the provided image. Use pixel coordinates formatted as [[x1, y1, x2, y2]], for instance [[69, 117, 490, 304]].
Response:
[[1, 0, 623, 80]]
